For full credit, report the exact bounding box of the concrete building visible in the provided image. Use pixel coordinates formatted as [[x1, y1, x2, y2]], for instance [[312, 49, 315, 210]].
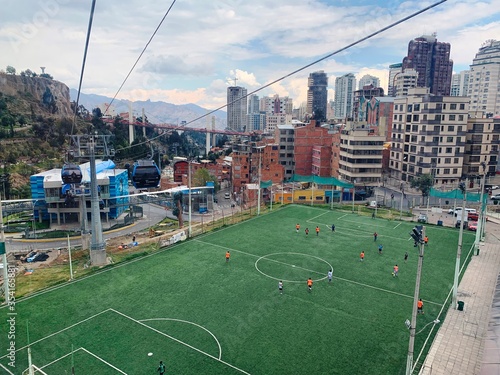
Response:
[[394, 69, 418, 97], [337, 123, 385, 187], [402, 34, 453, 96], [358, 74, 381, 90], [265, 113, 292, 134], [30, 160, 129, 227], [390, 88, 468, 187], [275, 124, 296, 181], [464, 113, 500, 177], [334, 73, 356, 120], [227, 86, 248, 131], [306, 71, 328, 121], [468, 40, 500, 117], [451, 70, 470, 96], [260, 95, 293, 115], [246, 112, 266, 132], [388, 63, 403, 97]]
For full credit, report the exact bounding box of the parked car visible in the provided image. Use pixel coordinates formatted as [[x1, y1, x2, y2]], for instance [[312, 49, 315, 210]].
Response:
[[468, 212, 479, 221], [417, 213, 428, 223], [455, 219, 468, 229], [492, 194, 500, 201], [224, 192, 231, 199], [468, 221, 478, 231], [26, 252, 49, 263]]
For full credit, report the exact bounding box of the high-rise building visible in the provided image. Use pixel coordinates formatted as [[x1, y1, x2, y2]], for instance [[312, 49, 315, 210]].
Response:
[[394, 69, 418, 97], [388, 63, 403, 97], [464, 114, 500, 177], [260, 95, 293, 115], [248, 94, 260, 114], [358, 74, 380, 90], [451, 71, 470, 96], [306, 71, 328, 121], [227, 86, 248, 131], [353, 85, 385, 121], [402, 34, 453, 96], [390, 88, 468, 186], [467, 40, 500, 117], [334, 73, 356, 120]]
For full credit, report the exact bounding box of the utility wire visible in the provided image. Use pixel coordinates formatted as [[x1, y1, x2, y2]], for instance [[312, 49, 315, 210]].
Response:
[[183, 0, 448, 127], [103, 0, 177, 117], [112, 0, 447, 153], [71, 0, 97, 137]]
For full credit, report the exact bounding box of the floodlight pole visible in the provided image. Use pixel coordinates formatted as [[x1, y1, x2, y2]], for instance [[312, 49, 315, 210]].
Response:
[[188, 160, 192, 238], [67, 235, 74, 281], [0, 192, 9, 305], [257, 147, 263, 216], [400, 184, 405, 220], [452, 184, 467, 308], [475, 163, 486, 255], [406, 226, 426, 375], [351, 179, 356, 213]]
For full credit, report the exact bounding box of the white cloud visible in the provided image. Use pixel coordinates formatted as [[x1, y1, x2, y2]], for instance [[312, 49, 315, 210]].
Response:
[[0, 0, 499, 111]]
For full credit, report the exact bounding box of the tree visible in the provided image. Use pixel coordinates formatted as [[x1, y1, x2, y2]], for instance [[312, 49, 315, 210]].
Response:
[[193, 168, 219, 191], [410, 174, 434, 202], [5, 66, 16, 75]]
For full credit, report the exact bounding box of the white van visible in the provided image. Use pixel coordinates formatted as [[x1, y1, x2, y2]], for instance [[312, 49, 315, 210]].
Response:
[[224, 192, 231, 199], [454, 208, 476, 217]]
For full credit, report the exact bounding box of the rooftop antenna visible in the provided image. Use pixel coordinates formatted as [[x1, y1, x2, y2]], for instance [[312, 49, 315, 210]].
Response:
[[40, 67, 46, 74], [231, 76, 238, 86]]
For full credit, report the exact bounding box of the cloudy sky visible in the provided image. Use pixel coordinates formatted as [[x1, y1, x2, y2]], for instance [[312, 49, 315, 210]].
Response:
[[1, 0, 499, 116]]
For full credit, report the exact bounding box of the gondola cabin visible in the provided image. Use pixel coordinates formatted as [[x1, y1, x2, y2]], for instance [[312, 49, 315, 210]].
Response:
[[131, 160, 161, 189], [61, 163, 83, 185]]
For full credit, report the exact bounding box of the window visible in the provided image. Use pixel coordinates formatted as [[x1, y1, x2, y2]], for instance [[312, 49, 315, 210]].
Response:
[[444, 168, 450, 174], [460, 103, 465, 110], [407, 105, 413, 112], [447, 137, 453, 142], [445, 158, 451, 163], [414, 104, 420, 111], [449, 115, 455, 121], [450, 103, 457, 110], [453, 168, 458, 174], [413, 115, 419, 121], [406, 115, 412, 122], [423, 114, 427, 121], [458, 115, 464, 121], [446, 147, 453, 153]]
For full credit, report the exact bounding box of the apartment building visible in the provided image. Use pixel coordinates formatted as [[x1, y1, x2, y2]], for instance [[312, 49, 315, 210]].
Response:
[[390, 88, 469, 186], [464, 114, 500, 177], [338, 123, 385, 186]]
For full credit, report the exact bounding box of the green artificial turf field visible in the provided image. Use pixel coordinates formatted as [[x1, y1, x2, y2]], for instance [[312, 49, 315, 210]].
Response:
[[0, 205, 476, 375]]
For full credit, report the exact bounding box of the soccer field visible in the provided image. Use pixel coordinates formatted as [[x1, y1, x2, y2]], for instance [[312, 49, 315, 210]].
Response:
[[0, 205, 475, 374]]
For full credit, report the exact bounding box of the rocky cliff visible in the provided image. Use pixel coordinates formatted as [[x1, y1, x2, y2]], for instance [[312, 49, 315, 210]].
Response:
[[0, 73, 73, 117]]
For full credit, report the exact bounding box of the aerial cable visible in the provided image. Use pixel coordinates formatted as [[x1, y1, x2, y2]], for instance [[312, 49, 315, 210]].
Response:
[[103, 0, 177, 117], [183, 0, 448, 127], [113, 0, 447, 152], [71, 0, 97, 137]]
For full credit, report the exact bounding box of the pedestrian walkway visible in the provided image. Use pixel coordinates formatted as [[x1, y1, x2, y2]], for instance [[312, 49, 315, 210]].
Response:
[[420, 239, 500, 375]]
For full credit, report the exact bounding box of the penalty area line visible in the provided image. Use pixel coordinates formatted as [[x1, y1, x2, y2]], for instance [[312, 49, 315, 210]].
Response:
[[393, 222, 402, 229], [110, 309, 251, 375]]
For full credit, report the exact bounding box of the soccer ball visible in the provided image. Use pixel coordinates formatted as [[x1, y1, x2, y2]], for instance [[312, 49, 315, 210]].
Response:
[[391, 272, 395, 276]]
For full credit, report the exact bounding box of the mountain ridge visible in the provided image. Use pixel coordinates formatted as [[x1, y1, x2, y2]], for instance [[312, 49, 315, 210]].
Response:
[[70, 89, 227, 130]]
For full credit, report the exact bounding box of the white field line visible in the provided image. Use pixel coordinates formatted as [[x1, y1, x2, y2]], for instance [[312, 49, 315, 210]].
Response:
[[338, 213, 349, 220], [0, 363, 15, 374], [110, 309, 251, 375], [39, 347, 81, 370], [0, 309, 112, 360], [80, 347, 128, 374], [139, 318, 222, 360], [393, 222, 402, 229], [307, 210, 330, 222]]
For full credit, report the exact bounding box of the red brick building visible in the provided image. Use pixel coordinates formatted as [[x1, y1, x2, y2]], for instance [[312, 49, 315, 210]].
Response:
[[294, 120, 332, 176]]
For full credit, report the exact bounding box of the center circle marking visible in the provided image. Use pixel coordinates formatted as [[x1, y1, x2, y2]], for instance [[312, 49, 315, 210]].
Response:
[[255, 252, 333, 283]]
